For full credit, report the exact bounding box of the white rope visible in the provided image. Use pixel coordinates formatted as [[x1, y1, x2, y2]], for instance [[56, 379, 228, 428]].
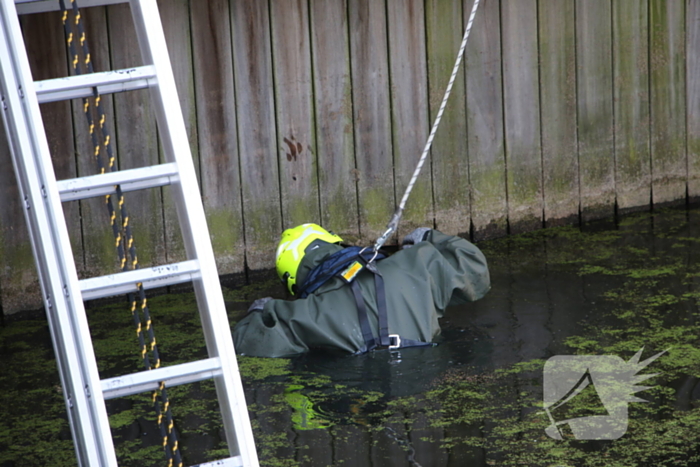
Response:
[[373, 0, 482, 251], [399, 0, 481, 211]]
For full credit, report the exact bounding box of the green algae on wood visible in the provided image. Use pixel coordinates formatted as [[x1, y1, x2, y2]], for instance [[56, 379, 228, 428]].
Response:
[[686, 0, 700, 201], [538, 0, 579, 227], [425, 0, 469, 236], [270, 0, 321, 230], [576, 0, 615, 222], [348, 0, 395, 243], [500, 0, 543, 234], [310, 0, 360, 240], [649, 0, 687, 206], [613, 0, 651, 213], [386, 0, 433, 238], [230, 0, 283, 271], [190, 0, 246, 276], [466, 0, 507, 241]]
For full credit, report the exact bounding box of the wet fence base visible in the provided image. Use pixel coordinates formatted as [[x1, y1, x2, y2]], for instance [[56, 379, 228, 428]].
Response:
[[1, 0, 699, 314]]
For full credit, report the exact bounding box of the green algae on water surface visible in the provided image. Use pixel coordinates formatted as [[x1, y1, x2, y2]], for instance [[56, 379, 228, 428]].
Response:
[[2, 207, 700, 466]]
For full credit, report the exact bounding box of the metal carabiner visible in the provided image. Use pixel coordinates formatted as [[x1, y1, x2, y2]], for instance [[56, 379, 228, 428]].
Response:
[[359, 245, 380, 265]]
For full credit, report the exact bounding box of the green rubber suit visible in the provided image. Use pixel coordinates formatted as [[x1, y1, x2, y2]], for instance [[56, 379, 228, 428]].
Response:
[[232, 229, 490, 357]]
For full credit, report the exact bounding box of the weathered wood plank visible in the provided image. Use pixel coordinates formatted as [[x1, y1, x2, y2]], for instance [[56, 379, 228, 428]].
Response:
[[309, 0, 360, 242], [18, 12, 79, 311], [69, 6, 119, 279], [26, 11, 80, 254], [348, 0, 395, 244], [387, 0, 432, 237], [108, 3, 165, 267], [0, 131, 36, 314], [270, 0, 321, 230], [466, 0, 507, 240], [650, 0, 687, 206], [576, 0, 615, 221], [25, 13, 83, 245], [159, 0, 195, 265], [501, 0, 542, 233], [613, 0, 651, 214], [425, 0, 469, 236], [230, 0, 282, 270], [689, 0, 700, 201], [538, 0, 578, 227], [190, 0, 245, 275], [0, 12, 77, 313]]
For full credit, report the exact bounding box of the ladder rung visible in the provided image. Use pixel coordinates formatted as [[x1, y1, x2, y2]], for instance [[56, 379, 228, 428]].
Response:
[[57, 163, 179, 202], [190, 457, 244, 467], [80, 260, 201, 301], [35, 66, 156, 104], [16, 0, 127, 15], [101, 357, 222, 400]]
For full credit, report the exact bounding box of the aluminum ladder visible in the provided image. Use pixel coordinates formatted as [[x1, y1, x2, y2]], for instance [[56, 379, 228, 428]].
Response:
[[0, 0, 259, 465]]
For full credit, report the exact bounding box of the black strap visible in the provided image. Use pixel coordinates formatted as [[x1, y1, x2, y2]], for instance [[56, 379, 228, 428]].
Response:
[[350, 280, 376, 351], [346, 253, 431, 352], [371, 266, 390, 347], [398, 338, 433, 348]]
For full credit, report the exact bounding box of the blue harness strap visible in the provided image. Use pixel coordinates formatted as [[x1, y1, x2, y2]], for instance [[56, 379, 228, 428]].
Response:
[[297, 247, 431, 352], [297, 246, 382, 299], [350, 280, 377, 351]]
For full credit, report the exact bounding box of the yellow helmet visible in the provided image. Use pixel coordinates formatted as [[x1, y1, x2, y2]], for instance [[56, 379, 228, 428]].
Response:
[[276, 223, 343, 295]]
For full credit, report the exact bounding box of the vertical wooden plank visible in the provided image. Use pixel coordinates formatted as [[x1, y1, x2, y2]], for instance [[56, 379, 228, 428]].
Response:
[[0, 103, 38, 313], [71, 6, 119, 278], [426, 0, 469, 236], [309, 0, 360, 242], [466, 0, 507, 240], [538, 0, 578, 227], [108, 4, 165, 267], [576, 0, 615, 221], [27, 12, 80, 256], [0, 12, 81, 313], [269, 0, 320, 229], [230, 0, 281, 269], [501, 0, 542, 233], [190, 0, 245, 275], [613, 0, 651, 214], [0, 129, 35, 315], [159, 0, 196, 264], [386, 0, 432, 236], [348, 0, 395, 243], [689, 0, 700, 201], [650, 0, 687, 206]]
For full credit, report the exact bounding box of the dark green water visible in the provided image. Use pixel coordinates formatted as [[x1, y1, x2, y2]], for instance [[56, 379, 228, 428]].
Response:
[[1, 207, 699, 466]]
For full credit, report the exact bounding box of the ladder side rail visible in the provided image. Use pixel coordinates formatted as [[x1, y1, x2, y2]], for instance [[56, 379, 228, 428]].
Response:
[[128, 1, 259, 465], [0, 67, 90, 467], [0, 3, 117, 466]]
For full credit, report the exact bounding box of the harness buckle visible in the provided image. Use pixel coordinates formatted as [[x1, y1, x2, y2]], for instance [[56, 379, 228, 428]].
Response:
[[388, 334, 401, 350]]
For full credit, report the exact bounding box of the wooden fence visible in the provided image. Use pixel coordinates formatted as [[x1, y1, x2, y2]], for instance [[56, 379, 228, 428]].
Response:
[[1, 0, 698, 314]]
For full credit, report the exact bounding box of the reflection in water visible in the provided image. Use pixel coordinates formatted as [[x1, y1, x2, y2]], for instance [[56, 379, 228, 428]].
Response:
[[1, 208, 700, 466]]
